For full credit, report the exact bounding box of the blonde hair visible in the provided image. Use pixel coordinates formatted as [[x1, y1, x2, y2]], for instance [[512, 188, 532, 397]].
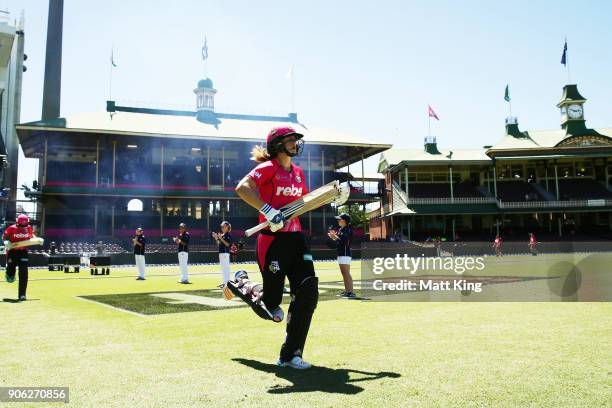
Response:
[[250, 145, 272, 163]]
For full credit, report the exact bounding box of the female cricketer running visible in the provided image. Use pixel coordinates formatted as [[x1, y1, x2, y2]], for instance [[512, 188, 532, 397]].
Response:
[[235, 126, 318, 370], [3, 214, 35, 301]]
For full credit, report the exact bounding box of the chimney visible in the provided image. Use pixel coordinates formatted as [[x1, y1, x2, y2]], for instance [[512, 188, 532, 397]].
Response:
[[41, 0, 63, 120], [424, 136, 441, 154], [505, 116, 527, 138]]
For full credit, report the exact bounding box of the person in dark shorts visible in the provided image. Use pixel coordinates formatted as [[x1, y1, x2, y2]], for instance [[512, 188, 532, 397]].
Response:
[[235, 126, 317, 370]]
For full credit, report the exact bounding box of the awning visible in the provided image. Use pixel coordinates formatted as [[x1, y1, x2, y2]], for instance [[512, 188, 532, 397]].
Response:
[[385, 207, 415, 216]]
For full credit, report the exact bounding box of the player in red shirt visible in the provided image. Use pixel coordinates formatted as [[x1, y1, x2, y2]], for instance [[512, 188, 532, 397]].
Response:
[[528, 232, 538, 255], [235, 126, 317, 370], [3, 214, 35, 300], [492, 234, 503, 257]]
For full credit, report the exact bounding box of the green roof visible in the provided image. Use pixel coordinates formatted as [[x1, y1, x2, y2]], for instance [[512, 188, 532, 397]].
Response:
[[197, 78, 214, 89], [557, 84, 586, 106], [378, 147, 491, 172]]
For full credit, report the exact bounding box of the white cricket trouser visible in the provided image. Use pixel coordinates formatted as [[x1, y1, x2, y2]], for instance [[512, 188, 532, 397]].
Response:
[[219, 253, 231, 283], [135, 254, 146, 278], [178, 251, 189, 281]]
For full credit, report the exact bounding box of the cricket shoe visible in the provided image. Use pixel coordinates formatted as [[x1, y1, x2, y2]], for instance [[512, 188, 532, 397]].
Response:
[[19, 295, 26, 301], [341, 292, 357, 299], [277, 356, 312, 370], [136, 277, 145, 280], [5, 272, 15, 283], [271, 306, 284, 323]]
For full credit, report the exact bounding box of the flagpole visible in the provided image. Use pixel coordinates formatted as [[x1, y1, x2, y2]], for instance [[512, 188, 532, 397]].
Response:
[[109, 46, 113, 100], [566, 40, 571, 84], [428, 113, 431, 137], [509, 99, 512, 117], [291, 68, 295, 113]]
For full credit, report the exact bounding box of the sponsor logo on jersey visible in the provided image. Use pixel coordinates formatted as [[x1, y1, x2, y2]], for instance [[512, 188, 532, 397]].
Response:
[[253, 171, 262, 179], [12, 233, 30, 239], [269, 261, 280, 274], [275, 185, 303, 196]]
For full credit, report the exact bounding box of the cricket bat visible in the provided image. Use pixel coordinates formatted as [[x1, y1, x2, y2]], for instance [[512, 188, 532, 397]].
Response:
[[4, 237, 45, 251], [245, 180, 349, 237]]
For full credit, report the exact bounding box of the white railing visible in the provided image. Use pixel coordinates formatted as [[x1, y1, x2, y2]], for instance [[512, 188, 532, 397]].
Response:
[[498, 199, 612, 209], [405, 197, 498, 205]]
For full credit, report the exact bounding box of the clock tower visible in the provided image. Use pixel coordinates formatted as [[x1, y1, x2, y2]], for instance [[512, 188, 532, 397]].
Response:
[[557, 84, 588, 135]]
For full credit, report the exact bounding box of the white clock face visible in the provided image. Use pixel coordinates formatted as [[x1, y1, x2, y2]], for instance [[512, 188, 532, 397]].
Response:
[[567, 104, 583, 119]]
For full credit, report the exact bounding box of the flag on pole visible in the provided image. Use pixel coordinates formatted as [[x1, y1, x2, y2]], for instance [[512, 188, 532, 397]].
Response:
[[287, 65, 293, 80], [561, 39, 567, 66], [504, 84, 511, 102], [110, 48, 117, 68], [428, 105, 439, 121], [202, 37, 209, 61]]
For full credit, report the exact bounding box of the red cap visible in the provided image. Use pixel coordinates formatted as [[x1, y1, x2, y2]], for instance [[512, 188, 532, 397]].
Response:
[[266, 126, 303, 145], [17, 214, 29, 226]]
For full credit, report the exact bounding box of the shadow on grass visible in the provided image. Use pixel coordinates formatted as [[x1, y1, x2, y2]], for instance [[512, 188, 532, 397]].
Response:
[[3, 298, 38, 303], [233, 358, 400, 394]]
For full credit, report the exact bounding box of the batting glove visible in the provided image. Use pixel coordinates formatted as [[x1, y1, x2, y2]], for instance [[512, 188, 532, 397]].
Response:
[[260, 204, 284, 232]]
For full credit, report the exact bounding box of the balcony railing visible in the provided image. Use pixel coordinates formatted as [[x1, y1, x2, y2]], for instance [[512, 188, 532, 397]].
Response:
[[406, 197, 498, 205], [498, 199, 612, 209]]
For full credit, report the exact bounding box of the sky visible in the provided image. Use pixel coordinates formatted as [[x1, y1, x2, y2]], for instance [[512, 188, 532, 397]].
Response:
[[6, 0, 612, 190]]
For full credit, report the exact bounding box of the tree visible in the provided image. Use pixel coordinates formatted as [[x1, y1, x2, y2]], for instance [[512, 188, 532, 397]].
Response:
[[336, 203, 367, 231]]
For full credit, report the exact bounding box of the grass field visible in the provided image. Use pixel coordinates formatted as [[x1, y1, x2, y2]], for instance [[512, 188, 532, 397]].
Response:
[[1, 258, 611, 407]]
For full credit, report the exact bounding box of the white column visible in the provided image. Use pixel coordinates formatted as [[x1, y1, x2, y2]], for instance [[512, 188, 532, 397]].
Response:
[[554, 164, 560, 200], [493, 165, 498, 199], [307, 150, 312, 190], [95, 139, 100, 187], [207, 146, 210, 188], [321, 150, 325, 185], [112, 141, 116, 188], [43, 137, 48, 185], [222, 146, 225, 189], [361, 153, 365, 190], [449, 166, 454, 203], [160, 143, 164, 189], [404, 167, 409, 199]]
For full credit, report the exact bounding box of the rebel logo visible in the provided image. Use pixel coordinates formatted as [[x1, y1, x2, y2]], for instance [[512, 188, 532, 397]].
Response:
[[275, 185, 303, 196]]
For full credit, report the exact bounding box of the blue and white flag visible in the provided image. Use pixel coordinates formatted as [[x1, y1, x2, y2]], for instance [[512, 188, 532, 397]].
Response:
[[202, 37, 209, 61]]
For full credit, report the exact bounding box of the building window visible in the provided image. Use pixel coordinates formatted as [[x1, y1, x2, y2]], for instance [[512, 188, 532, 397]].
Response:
[[127, 199, 143, 212]]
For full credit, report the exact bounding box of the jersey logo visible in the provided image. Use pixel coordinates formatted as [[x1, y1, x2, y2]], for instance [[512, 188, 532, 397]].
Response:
[[295, 175, 302, 183], [12, 233, 30, 239], [269, 261, 280, 274], [275, 185, 303, 197], [253, 171, 262, 179]]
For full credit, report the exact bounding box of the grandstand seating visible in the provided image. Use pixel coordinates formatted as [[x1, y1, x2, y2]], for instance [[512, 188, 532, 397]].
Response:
[[556, 179, 612, 200], [407, 183, 484, 198], [496, 181, 544, 202]]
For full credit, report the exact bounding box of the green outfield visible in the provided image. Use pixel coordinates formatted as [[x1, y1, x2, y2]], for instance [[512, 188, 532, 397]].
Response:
[[1, 259, 611, 407]]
